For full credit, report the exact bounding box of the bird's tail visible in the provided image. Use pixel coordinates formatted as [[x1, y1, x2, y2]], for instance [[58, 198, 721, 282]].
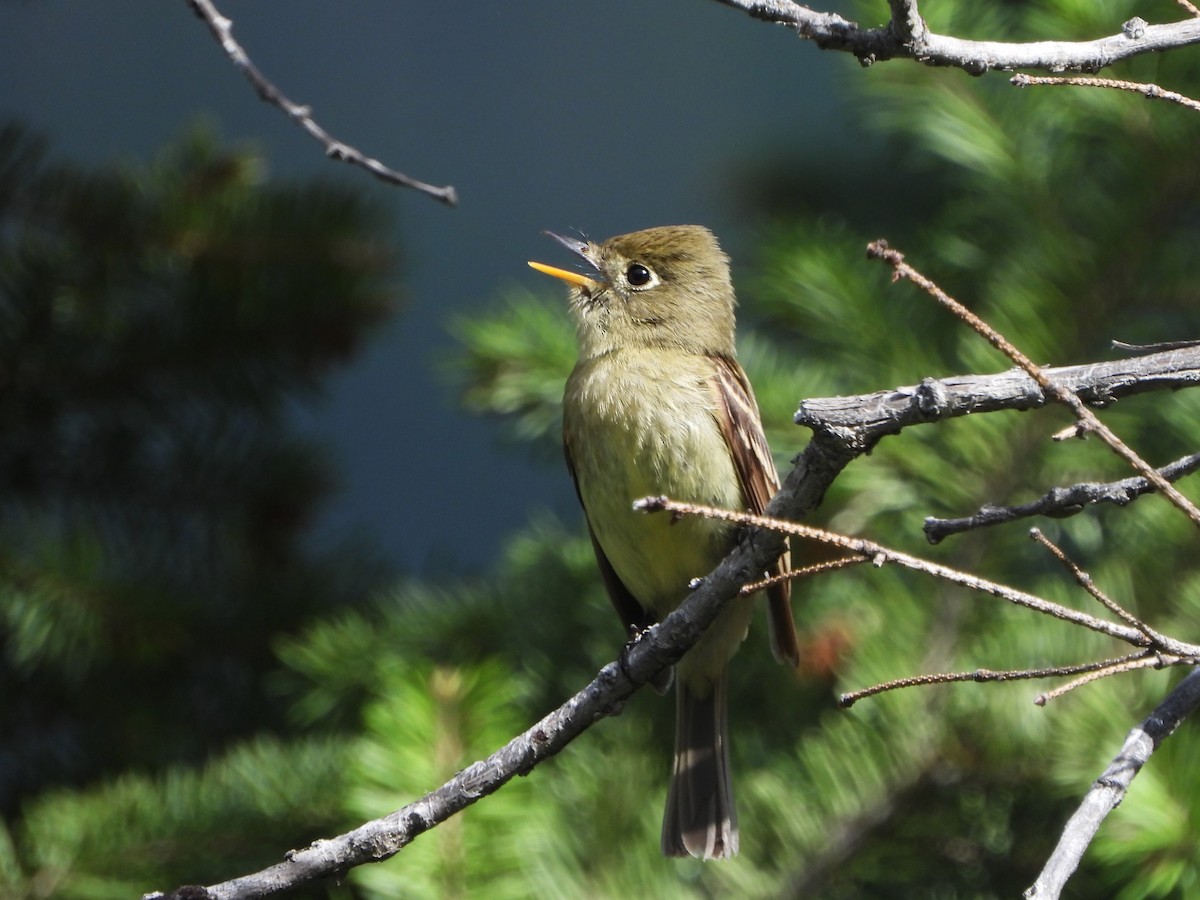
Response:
[[661, 670, 737, 859]]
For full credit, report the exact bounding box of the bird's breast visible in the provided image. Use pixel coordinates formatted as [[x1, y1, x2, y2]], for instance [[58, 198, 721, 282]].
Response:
[[564, 351, 744, 615]]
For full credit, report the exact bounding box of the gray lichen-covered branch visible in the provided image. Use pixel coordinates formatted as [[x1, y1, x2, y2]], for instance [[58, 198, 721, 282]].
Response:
[[711, 0, 1200, 74]]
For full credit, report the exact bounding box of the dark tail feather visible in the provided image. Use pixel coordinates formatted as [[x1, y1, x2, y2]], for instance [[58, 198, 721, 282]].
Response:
[[661, 671, 737, 859]]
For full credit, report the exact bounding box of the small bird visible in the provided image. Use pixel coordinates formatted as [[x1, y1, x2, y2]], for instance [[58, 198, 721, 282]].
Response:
[[529, 225, 798, 860]]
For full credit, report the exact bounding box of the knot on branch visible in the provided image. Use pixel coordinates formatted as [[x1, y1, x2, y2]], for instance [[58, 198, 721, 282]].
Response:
[[1122, 17, 1148, 40], [913, 377, 950, 419]]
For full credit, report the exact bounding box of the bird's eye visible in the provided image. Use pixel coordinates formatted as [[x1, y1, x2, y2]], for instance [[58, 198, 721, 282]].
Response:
[[626, 263, 652, 287]]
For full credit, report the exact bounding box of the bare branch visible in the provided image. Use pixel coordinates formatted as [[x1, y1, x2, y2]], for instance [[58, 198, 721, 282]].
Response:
[[797, 346, 1200, 445], [633, 497, 1200, 655], [925, 451, 1200, 543], [1030, 529, 1170, 645], [885, 0, 927, 45], [185, 0, 458, 205], [867, 241, 1200, 527], [840, 651, 1154, 707], [1033, 654, 1186, 706], [1012, 73, 1200, 112], [742, 554, 866, 593], [1025, 668, 1200, 900], [147, 508, 794, 897], [711, 0, 1200, 75]]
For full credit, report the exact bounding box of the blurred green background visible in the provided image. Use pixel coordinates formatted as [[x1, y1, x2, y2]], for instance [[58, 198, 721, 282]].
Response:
[[3, 0, 1200, 897]]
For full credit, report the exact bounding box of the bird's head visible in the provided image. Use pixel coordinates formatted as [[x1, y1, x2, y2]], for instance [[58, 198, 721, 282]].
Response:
[[529, 224, 737, 359]]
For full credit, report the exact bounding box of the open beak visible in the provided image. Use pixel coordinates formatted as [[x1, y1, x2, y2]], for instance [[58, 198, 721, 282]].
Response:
[[527, 231, 604, 291]]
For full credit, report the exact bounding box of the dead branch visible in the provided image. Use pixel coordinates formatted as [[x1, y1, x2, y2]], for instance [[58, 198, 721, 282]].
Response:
[[1012, 74, 1200, 112], [185, 0, 457, 205], [144, 501, 792, 898], [867, 241, 1200, 526], [925, 452, 1200, 543], [635, 497, 1200, 664], [796, 347, 1200, 446], [711, 0, 1200, 75], [1025, 668, 1200, 900]]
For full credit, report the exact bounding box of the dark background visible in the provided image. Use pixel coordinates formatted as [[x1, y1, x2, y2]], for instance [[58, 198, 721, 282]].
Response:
[[0, 0, 850, 572]]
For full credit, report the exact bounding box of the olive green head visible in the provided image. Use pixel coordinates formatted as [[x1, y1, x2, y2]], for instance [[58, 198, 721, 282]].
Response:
[[529, 224, 737, 359]]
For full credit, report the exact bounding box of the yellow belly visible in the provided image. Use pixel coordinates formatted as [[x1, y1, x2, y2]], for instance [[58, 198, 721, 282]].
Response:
[[565, 350, 755, 692]]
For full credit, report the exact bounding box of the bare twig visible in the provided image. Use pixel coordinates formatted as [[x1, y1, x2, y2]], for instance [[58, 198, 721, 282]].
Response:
[[1029, 529, 1167, 645], [1026, 668, 1200, 900], [924, 451, 1200, 543], [840, 651, 1154, 707], [633, 497, 1200, 656], [1033, 654, 1187, 705], [710, 0, 1200, 75], [1113, 338, 1200, 352], [742, 554, 866, 594], [636, 497, 1200, 710], [886, 0, 927, 45], [1012, 73, 1200, 112], [867, 240, 1200, 528], [185, 0, 458, 205]]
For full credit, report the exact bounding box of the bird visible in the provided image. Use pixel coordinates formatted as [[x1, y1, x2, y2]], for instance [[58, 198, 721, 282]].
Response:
[[528, 224, 798, 859]]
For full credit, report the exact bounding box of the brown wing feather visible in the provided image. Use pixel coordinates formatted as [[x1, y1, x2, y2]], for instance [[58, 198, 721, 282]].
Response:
[[710, 355, 800, 668]]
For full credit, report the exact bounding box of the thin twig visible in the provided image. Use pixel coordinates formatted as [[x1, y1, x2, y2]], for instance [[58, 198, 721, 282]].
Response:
[[185, 0, 458, 205], [1179, 0, 1200, 17], [633, 497, 1200, 656], [840, 651, 1155, 707], [924, 451, 1200, 543], [1029, 529, 1166, 645], [1025, 668, 1200, 899], [1112, 338, 1200, 352], [741, 555, 866, 594], [866, 241, 1200, 528], [1034, 654, 1188, 706], [1011, 73, 1200, 112]]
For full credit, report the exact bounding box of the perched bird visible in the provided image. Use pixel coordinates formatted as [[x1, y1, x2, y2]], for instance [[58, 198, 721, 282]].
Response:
[[528, 225, 798, 860]]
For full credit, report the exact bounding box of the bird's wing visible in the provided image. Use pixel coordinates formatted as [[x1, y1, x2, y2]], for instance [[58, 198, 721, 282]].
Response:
[[710, 355, 800, 668]]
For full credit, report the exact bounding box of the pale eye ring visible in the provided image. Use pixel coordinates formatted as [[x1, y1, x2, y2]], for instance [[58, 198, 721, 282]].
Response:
[[626, 263, 652, 287]]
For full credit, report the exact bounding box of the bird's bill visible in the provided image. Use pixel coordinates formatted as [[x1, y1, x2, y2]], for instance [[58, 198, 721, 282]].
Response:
[[528, 230, 605, 291], [526, 260, 601, 290]]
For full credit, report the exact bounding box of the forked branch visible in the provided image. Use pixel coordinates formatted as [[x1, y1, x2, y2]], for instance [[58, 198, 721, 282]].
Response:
[[867, 240, 1200, 528], [711, 0, 1200, 75], [633, 497, 1200, 707]]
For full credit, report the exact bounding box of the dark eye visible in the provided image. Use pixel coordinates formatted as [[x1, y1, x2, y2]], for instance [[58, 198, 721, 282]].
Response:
[[626, 263, 652, 287]]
